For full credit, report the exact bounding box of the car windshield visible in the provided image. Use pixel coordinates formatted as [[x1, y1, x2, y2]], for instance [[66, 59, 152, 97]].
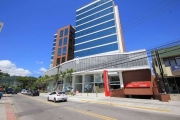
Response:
[[58, 92, 65, 94]]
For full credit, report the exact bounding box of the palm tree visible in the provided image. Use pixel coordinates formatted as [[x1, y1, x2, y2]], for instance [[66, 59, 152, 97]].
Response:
[[43, 75, 50, 91], [66, 69, 75, 91], [51, 74, 58, 91], [59, 71, 66, 91]]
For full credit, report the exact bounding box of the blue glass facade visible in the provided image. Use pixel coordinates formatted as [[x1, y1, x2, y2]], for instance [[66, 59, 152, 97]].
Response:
[[75, 0, 119, 58]]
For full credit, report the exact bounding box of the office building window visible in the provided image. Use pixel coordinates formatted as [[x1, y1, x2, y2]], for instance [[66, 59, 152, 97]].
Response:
[[175, 57, 180, 65], [164, 59, 170, 67], [58, 48, 61, 56], [53, 39, 56, 42], [62, 57, 66, 63], [52, 47, 55, 51], [57, 58, 60, 65], [64, 28, 68, 36], [62, 46, 67, 55], [60, 30, 63, 37], [59, 39, 62, 46], [64, 37, 67, 45], [52, 51, 54, 55], [170, 58, 176, 66]]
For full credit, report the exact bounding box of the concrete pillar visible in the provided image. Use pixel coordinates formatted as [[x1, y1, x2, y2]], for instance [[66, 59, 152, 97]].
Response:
[[72, 75, 75, 92], [119, 72, 124, 88], [82, 75, 85, 93]]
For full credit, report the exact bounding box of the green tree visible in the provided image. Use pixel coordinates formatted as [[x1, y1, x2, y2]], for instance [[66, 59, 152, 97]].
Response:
[[51, 74, 58, 91], [59, 71, 66, 91], [16, 76, 37, 89], [66, 69, 75, 90]]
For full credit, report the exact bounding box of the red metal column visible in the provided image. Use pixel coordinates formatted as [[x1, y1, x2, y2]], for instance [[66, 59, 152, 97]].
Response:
[[103, 70, 110, 96]]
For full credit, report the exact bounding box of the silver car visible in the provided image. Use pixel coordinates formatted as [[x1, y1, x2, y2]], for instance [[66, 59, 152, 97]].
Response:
[[47, 91, 68, 102]]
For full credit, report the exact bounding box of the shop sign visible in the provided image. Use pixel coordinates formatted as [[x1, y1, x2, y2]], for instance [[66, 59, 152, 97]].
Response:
[[126, 82, 150, 88], [171, 65, 180, 72]]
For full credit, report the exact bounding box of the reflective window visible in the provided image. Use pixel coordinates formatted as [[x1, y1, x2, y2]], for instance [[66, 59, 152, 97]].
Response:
[[62, 57, 66, 63], [74, 43, 118, 57], [53, 43, 56, 46], [75, 35, 117, 51], [163, 59, 170, 67], [76, 7, 113, 26], [64, 28, 68, 36], [70, 29, 75, 37], [57, 58, 60, 65], [53, 39, 56, 42], [76, 0, 109, 15], [52, 47, 55, 51], [76, 20, 115, 37], [52, 51, 54, 55], [75, 27, 116, 44], [60, 30, 63, 37], [58, 48, 61, 56], [51, 56, 54, 59], [175, 57, 180, 65], [64, 37, 67, 45], [62, 46, 67, 55], [170, 59, 176, 66], [59, 39, 62, 46], [76, 13, 114, 31], [76, 1, 113, 20]]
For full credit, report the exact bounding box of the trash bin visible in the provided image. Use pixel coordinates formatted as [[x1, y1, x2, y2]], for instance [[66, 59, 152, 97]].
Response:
[[0, 92, 2, 99]]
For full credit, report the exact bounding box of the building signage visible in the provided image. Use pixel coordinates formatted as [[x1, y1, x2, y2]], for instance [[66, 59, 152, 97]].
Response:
[[103, 70, 110, 96], [171, 65, 180, 72], [126, 82, 150, 88], [57, 81, 63, 84]]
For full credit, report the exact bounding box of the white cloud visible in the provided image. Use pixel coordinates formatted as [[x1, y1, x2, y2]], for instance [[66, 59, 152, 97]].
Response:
[[39, 67, 47, 72], [33, 67, 47, 75], [33, 71, 42, 74], [36, 61, 43, 64], [0, 60, 31, 76]]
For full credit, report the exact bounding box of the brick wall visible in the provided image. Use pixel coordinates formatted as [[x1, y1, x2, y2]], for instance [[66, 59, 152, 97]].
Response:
[[123, 69, 153, 95]]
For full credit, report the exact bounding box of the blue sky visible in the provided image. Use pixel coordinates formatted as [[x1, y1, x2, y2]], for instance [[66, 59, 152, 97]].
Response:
[[0, 0, 180, 77]]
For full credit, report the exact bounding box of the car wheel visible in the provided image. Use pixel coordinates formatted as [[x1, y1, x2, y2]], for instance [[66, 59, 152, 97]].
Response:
[[54, 98, 56, 103], [64, 100, 67, 102], [47, 97, 49, 101]]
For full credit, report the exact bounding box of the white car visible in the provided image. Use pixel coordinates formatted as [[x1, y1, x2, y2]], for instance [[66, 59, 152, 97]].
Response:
[[47, 91, 68, 102], [21, 89, 27, 94]]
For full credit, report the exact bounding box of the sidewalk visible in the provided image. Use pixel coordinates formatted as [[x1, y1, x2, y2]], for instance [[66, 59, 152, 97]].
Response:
[[40, 93, 180, 115], [0, 94, 17, 120]]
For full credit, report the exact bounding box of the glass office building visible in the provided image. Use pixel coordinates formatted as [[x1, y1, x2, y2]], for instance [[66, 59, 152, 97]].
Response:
[[74, 0, 125, 58]]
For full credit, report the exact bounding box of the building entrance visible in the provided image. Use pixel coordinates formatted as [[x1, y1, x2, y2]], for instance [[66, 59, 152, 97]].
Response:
[[167, 77, 180, 93]]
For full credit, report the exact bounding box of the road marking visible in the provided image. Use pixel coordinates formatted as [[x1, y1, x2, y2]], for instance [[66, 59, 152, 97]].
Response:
[[65, 107, 117, 120], [19, 94, 58, 106], [81, 99, 170, 113]]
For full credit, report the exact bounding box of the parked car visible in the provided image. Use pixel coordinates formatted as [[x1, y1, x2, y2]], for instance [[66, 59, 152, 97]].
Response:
[[6, 87, 17, 94], [47, 91, 67, 102], [21, 89, 27, 94], [27, 90, 39, 96]]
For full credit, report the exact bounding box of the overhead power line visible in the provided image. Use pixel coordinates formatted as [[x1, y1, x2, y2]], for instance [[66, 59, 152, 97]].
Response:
[[123, 0, 180, 32], [123, 0, 167, 25]]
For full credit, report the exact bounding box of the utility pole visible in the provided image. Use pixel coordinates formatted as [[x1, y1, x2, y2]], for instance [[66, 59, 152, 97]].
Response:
[[56, 63, 61, 91], [155, 50, 168, 93]]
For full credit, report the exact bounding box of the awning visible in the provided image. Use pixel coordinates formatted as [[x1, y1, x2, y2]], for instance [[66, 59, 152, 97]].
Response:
[[126, 81, 151, 88]]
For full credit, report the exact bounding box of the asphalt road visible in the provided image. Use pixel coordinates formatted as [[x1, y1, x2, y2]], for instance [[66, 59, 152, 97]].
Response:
[[7, 94, 180, 120]]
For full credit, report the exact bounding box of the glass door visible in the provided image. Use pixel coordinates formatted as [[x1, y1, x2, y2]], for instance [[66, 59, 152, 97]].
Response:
[[175, 77, 180, 93], [167, 78, 179, 93]]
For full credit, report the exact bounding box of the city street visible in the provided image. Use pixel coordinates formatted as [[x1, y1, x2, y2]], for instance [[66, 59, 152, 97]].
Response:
[[2, 94, 180, 120]]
